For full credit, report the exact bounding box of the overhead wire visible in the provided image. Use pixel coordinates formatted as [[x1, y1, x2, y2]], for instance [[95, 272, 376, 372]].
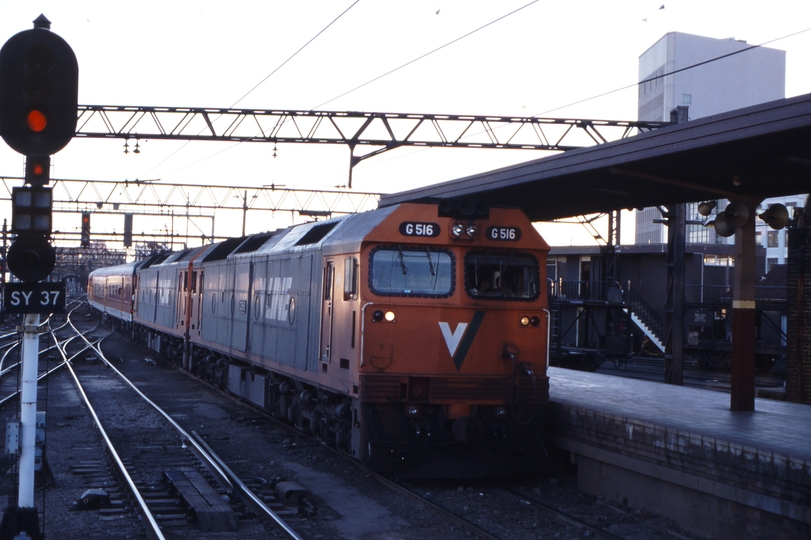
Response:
[[534, 26, 811, 117], [229, 0, 361, 110], [313, 0, 541, 110], [139, 8, 810, 189], [339, 25, 811, 184], [151, 1, 540, 183], [139, 0, 361, 179]]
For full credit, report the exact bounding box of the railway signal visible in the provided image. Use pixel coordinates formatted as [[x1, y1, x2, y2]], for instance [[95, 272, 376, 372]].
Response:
[[81, 211, 90, 246], [7, 185, 56, 283], [0, 14, 78, 156], [0, 15, 77, 284], [0, 15, 76, 540]]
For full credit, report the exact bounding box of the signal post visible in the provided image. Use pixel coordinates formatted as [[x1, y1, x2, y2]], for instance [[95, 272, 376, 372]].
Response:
[[0, 14, 77, 540]]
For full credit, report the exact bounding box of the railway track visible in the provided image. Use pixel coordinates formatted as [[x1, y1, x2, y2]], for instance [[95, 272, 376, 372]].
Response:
[[378, 474, 688, 540], [35, 306, 310, 539], [0, 305, 698, 539]]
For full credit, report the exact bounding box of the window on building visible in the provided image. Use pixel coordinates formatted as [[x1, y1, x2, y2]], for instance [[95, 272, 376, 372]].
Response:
[[682, 93, 692, 104], [767, 230, 779, 248], [704, 255, 734, 267], [687, 224, 709, 244]]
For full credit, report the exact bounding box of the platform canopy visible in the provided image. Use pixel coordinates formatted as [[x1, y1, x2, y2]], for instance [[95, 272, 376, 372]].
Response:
[[379, 92, 811, 220]]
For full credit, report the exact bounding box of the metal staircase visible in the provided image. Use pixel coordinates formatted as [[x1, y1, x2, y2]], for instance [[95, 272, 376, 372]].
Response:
[[625, 288, 665, 351]]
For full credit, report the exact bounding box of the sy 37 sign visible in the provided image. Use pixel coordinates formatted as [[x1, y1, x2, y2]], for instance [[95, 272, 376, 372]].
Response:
[[3, 282, 66, 314]]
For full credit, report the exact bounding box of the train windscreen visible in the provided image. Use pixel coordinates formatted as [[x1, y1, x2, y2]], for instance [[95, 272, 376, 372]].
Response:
[[369, 246, 454, 297], [464, 250, 540, 301]]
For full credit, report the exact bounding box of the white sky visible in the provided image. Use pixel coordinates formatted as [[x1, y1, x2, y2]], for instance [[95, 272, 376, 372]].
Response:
[[1, 1, 810, 246]]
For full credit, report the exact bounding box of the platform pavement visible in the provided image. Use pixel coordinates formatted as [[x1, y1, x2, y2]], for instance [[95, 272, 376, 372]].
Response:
[[546, 366, 811, 540]]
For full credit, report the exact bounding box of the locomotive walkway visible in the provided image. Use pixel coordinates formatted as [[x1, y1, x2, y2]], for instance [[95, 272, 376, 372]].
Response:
[[546, 367, 811, 540]]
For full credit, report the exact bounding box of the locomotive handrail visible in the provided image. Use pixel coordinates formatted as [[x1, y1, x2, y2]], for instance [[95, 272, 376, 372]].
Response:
[[544, 309, 551, 371], [359, 302, 375, 367]]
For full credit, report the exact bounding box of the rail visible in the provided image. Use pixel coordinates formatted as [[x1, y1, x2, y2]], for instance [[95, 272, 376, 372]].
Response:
[[58, 310, 166, 540], [65, 306, 303, 540]]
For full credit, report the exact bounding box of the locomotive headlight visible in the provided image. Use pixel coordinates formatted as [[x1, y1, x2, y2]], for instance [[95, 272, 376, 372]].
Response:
[[373, 309, 396, 322], [494, 406, 506, 417], [451, 223, 464, 237], [407, 404, 420, 416], [520, 316, 531, 326], [465, 224, 478, 238]]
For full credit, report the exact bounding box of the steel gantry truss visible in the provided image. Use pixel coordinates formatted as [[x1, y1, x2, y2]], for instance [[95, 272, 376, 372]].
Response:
[[1, 176, 379, 213], [0, 176, 381, 244], [0, 106, 669, 251], [75, 105, 671, 186]]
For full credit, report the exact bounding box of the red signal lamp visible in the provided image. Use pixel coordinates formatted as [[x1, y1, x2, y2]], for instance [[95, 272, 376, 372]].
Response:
[[26, 109, 47, 132], [24, 155, 50, 186]]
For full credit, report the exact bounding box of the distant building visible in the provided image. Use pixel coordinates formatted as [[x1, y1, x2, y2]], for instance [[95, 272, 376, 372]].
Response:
[[635, 32, 788, 246]]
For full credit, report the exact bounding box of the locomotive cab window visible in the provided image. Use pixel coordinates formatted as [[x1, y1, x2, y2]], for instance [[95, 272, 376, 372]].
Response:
[[369, 245, 454, 297], [465, 250, 540, 300]]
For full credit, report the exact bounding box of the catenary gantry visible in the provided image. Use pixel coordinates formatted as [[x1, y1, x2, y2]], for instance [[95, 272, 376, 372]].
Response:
[[74, 105, 669, 184], [379, 94, 811, 218]]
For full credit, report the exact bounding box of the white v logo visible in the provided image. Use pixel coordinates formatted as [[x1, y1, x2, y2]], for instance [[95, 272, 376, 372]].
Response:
[[439, 322, 468, 356]]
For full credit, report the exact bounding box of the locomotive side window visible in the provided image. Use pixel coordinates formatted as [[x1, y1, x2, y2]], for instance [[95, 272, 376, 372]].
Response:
[[344, 257, 358, 300], [464, 250, 540, 301], [369, 246, 454, 297], [324, 263, 334, 301]]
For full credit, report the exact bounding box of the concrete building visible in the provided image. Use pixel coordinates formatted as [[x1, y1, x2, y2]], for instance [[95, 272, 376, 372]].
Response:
[[635, 32, 787, 245]]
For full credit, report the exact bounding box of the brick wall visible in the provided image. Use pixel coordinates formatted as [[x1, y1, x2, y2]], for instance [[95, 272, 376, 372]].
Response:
[[786, 226, 811, 404]]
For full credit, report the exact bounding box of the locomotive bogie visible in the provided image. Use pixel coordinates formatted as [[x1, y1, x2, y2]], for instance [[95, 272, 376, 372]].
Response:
[[89, 203, 551, 477]]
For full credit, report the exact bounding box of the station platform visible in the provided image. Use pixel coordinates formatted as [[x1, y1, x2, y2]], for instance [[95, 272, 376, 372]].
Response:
[[546, 367, 811, 540]]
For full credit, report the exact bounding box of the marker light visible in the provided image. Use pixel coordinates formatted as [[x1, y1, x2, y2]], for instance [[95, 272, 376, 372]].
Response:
[[26, 109, 47, 132], [451, 223, 464, 237], [384, 311, 396, 322], [466, 225, 478, 238], [530, 316, 541, 327], [520, 316, 531, 327]]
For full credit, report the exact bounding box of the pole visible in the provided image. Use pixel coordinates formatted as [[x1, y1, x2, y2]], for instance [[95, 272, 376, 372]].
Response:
[[730, 199, 758, 411], [0, 312, 43, 540], [664, 204, 685, 385], [241, 190, 247, 237], [18, 313, 40, 507]]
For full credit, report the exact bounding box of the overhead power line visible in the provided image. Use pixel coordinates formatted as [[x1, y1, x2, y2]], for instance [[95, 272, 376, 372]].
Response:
[[314, 0, 540, 109], [140, 0, 361, 179], [231, 0, 361, 109], [537, 26, 811, 117]]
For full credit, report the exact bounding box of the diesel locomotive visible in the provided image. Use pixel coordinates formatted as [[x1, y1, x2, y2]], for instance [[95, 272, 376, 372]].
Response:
[[88, 202, 551, 477]]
